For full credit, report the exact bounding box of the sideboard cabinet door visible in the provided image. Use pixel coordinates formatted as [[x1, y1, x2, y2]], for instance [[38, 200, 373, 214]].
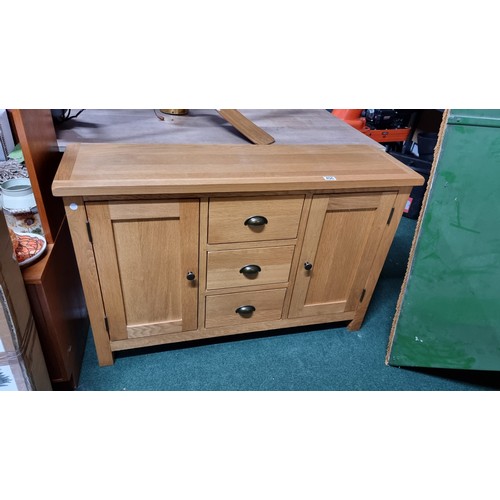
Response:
[[85, 199, 199, 341], [289, 192, 397, 319]]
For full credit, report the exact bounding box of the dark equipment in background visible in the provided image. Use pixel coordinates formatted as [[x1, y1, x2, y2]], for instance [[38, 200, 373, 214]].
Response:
[[393, 130, 438, 219], [332, 109, 442, 219], [332, 109, 415, 143], [364, 109, 413, 130]]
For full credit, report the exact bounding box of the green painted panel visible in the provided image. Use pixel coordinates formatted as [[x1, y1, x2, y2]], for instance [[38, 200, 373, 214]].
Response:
[[449, 109, 500, 127], [388, 116, 500, 370]]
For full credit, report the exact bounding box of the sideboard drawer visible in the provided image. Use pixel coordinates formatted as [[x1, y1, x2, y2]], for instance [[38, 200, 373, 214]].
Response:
[[208, 195, 304, 244], [206, 245, 295, 290], [205, 288, 286, 329]]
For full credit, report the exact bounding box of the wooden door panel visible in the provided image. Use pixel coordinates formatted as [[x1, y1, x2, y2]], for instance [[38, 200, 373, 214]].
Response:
[[113, 217, 183, 327], [289, 192, 396, 318], [305, 209, 375, 305], [86, 199, 199, 341]]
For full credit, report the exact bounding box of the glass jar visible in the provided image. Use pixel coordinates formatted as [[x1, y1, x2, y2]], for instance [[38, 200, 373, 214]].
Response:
[[1, 178, 44, 235]]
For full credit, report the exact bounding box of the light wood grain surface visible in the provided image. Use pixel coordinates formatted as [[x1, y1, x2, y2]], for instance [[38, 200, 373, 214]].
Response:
[[52, 144, 424, 197], [208, 195, 304, 244], [216, 109, 275, 145], [86, 198, 199, 342], [206, 245, 295, 290], [288, 191, 397, 319], [63, 197, 114, 366], [205, 288, 286, 329]]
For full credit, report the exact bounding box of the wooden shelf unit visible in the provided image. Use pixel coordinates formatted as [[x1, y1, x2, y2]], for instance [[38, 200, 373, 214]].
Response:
[[10, 110, 89, 389]]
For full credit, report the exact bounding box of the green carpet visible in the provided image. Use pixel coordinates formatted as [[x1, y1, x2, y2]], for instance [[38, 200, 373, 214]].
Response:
[[76, 216, 500, 390]]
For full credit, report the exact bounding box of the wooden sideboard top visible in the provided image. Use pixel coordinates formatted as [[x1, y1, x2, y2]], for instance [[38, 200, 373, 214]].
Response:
[[52, 143, 424, 197]]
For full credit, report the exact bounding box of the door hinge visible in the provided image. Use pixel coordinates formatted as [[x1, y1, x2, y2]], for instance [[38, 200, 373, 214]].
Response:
[[104, 315, 109, 332], [86, 220, 93, 243], [359, 288, 366, 303], [387, 207, 395, 225]]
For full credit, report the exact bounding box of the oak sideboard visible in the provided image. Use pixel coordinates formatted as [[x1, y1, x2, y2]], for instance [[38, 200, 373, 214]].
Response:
[[52, 143, 423, 366]]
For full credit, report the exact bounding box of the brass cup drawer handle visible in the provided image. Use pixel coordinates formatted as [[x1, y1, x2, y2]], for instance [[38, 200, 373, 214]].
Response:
[[244, 215, 268, 227], [235, 305, 256, 316], [239, 264, 262, 276]]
